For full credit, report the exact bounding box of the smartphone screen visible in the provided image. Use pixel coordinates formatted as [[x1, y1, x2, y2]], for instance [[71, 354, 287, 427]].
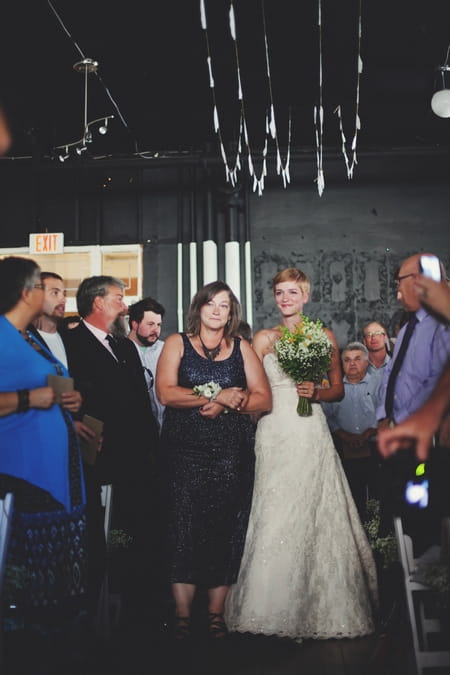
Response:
[[420, 255, 441, 282]]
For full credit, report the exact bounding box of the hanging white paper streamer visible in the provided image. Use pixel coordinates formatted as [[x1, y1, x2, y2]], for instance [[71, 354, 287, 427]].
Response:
[[229, 3, 237, 41], [200, 0, 207, 30], [334, 105, 351, 177], [207, 57, 214, 88], [334, 0, 363, 179], [314, 0, 325, 196], [314, 106, 325, 196], [261, 1, 292, 189], [228, 1, 269, 196], [200, 0, 244, 185]]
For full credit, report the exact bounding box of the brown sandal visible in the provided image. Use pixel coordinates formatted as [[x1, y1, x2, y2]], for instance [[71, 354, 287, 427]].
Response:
[[208, 612, 228, 639], [174, 615, 191, 640]]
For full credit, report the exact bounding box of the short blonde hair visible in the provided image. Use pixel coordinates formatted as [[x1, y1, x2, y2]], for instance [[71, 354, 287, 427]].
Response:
[[272, 267, 310, 294]]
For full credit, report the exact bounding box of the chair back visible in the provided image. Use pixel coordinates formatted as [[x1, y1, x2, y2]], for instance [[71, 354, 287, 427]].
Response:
[[0, 493, 14, 598], [394, 515, 450, 675], [0, 492, 14, 670]]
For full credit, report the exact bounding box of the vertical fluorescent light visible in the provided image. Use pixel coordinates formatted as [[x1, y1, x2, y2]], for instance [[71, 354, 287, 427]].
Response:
[[225, 241, 241, 300], [189, 242, 198, 301], [177, 242, 183, 332], [245, 240, 253, 327], [203, 240, 218, 284]]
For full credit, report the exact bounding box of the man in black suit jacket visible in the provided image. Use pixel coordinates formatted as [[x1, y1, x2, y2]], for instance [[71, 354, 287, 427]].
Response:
[[64, 275, 159, 621]]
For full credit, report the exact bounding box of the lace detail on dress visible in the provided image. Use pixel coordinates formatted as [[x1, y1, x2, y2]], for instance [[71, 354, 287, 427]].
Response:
[[224, 353, 378, 640]]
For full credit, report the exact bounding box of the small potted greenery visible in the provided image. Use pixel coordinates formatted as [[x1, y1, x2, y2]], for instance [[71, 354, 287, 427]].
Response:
[[422, 561, 450, 636], [364, 499, 398, 569], [2, 564, 31, 631], [106, 529, 133, 593]]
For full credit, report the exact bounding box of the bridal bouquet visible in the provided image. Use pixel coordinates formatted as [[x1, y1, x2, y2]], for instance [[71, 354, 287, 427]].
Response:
[[274, 314, 333, 416]]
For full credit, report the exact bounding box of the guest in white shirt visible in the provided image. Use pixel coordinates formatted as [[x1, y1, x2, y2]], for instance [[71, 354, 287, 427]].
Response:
[[127, 297, 166, 433], [28, 272, 81, 415], [30, 272, 69, 367]]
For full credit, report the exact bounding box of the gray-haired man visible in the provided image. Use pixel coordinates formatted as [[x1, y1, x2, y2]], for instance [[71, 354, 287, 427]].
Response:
[[322, 341, 381, 520]]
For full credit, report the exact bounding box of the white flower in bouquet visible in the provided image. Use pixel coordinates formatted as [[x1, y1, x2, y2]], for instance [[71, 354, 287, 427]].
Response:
[[274, 314, 333, 416]]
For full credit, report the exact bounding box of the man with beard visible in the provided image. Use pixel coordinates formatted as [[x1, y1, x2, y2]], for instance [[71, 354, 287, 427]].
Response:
[[29, 272, 69, 367], [64, 277, 159, 624], [28, 272, 83, 415], [128, 297, 166, 433]]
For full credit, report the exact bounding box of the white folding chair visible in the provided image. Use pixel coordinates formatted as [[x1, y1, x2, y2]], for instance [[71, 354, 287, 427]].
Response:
[[394, 516, 450, 675], [0, 493, 14, 669], [101, 483, 113, 540], [0, 493, 14, 599]]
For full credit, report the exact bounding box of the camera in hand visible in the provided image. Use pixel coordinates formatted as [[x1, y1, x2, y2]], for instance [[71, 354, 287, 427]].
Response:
[[405, 462, 429, 509], [419, 254, 441, 282]]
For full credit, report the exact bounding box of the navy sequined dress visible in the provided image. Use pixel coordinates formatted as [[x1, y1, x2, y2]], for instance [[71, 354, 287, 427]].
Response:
[[160, 333, 255, 587]]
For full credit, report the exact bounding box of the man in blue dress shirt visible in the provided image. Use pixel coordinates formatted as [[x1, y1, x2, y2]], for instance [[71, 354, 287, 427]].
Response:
[[377, 254, 450, 427], [376, 253, 450, 548]]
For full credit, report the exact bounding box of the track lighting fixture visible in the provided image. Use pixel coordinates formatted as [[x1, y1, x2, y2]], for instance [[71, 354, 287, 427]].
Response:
[[53, 58, 114, 159]]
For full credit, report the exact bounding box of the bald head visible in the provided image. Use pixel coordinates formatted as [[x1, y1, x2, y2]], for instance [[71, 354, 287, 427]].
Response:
[[396, 253, 443, 312]]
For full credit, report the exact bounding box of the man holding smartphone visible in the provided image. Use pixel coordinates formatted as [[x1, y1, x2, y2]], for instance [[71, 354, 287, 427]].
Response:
[[378, 270, 450, 461], [376, 253, 450, 550], [377, 253, 450, 429]]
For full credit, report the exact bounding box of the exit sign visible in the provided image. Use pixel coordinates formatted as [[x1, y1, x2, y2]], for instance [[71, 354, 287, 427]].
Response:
[[29, 232, 64, 254]]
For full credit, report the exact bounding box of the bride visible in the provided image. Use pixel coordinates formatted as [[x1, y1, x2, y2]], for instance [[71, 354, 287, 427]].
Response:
[[225, 267, 378, 640]]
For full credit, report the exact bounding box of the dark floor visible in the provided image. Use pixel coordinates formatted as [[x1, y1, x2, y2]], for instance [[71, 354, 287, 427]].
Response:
[[2, 561, 448, 675], [2, 614, 411, 675], [1, 589, 412, 675]]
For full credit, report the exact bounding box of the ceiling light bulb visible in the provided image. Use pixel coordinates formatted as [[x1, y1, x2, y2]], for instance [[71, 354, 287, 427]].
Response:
[[58, 147, 69, 162], [99, 118, 108, 135], [76, 145, 87, 155], [431, 88, 450, 118]]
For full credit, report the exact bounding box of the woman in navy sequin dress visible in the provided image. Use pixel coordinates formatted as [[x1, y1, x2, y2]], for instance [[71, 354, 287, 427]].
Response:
[[157, 281, 271, 639]]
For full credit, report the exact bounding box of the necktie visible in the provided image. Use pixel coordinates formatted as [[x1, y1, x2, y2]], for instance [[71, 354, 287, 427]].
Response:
[[384, 315, 418, 419], [105, 334, 125, 363]]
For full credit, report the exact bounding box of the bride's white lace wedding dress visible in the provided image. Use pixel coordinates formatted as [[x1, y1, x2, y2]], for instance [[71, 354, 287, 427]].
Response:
[[224, 353, 378, 640]]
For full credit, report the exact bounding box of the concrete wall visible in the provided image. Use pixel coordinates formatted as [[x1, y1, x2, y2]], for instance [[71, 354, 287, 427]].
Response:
[[0, 152, 448, 345], [249, 154, 450, 346]]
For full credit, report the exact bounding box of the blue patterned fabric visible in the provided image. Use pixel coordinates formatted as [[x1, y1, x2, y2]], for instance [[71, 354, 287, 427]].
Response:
[[0, 315, 85, 511]]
